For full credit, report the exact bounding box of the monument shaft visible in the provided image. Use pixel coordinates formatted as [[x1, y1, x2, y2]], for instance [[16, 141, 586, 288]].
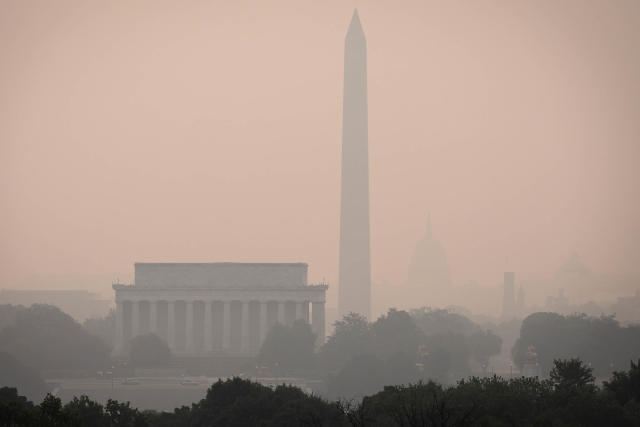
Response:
[[339, 10, 371, 319]]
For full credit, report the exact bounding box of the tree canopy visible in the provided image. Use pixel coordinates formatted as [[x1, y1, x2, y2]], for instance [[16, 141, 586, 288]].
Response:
[[512, 312, 640, 376], [0, 352, 49, 403], [0, 304, 110, 372], [258, 320, 316, 372], [4, 359, 640, 426]]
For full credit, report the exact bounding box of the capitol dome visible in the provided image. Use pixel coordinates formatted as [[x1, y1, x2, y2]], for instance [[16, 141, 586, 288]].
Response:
[[407, 216, 452, 293]]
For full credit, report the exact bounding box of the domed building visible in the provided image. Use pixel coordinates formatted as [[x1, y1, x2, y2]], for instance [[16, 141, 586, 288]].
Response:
[[406, 216, 452, 306]]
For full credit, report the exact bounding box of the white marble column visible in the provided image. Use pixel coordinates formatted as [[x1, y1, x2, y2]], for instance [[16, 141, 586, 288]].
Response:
[[115, 301, 124, 355], [295, 301, 304, 321], [277, 301, 285, 324], [222, 301, 231, 350], [185, 300, 194, 354], [149, 300, 157, 335], [303, 301, 310, 323], [259, 302, 268, 346], [241, 301, 250, 354], [204, 301, 213, 352], [312, 301, 325, 347], [167, 300, 175, 351], [131, 300, 140, 339]]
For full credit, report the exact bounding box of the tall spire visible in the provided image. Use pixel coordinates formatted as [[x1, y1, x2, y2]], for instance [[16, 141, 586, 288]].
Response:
[[347, 9, 364, 38], [339, 9, 371, 320]]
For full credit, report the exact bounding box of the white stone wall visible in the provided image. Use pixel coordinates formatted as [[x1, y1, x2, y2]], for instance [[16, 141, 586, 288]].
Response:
[[134, 263, 308, 289]]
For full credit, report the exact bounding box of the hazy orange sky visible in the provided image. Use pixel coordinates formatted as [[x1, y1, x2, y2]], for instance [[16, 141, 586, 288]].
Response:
[[2, 1, 639, 309]]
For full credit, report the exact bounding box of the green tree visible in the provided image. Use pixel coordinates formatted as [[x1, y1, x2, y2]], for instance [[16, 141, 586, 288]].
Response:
[[469, 330, 502, 373], [62, 395, 109, 427], [105, 399, 148, 426], [512, 312, 640, 377], [37, 394, 68, 426], [83, 309, 115, 350], [258, 320, 316, 372], [371, 309, 425, 360], [0, 304, 110, 372], [327, 354, 388, 399], [319, 313, 373, 372], [604, 359, 640, 406], [0, 387, 36, 427], [549, 358, 595, 390], [0, 352, 49, 402], [186, 377, 346, 426]]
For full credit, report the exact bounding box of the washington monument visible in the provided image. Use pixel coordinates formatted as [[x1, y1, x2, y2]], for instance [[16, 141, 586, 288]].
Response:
[[339, 10, 371, 320]]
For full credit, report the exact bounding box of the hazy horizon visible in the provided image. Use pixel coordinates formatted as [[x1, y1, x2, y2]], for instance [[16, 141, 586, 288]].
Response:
[[2, 1, 639, 313]]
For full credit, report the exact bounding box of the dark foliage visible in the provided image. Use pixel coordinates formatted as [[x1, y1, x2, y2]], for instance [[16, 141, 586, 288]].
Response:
[[549, 357, 596, 390], [512, 312, 640, 377], [318, 312, 373, 372], [83, 309, 115, 351], [321, 309, 502, 397], [0, 352, 49, 402], [153, 377, 347, 426], [0, 304, 26, 332], [605, 359, 640, 412], [0, 304, 110, 372], [258, 320, 316, 372], [4, 361, 640, 426]]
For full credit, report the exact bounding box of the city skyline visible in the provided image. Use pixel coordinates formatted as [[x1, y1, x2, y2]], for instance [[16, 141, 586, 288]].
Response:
[[1, 2, 639, 313]]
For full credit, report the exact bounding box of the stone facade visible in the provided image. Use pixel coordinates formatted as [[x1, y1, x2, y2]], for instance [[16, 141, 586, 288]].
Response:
[[113, 263, 327, 357]]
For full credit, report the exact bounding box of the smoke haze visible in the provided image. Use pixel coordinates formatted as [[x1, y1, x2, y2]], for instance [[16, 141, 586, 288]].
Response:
[[2, 0, 639, 313]]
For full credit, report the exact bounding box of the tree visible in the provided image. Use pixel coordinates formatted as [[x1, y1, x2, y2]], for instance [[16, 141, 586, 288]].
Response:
[[0, 352, 49, 402], [83, 309, 115, 351], [512, 312, 640, 377], [62, 395, 109, 427], [550, 358, 595, 390], [0, 387, 36, 427], [410, 307, 478, 336], [319, 313, 373, 372], [0, 304, 110, 372], [258, 320, 316, 371], [185, 377, 346, 426], [604, 359, 640, 406], [105, 399, 148, 427], [327, 354, 388, 399], [37, 394, 68, 426], [129, 333, 170, 368], [371, 309, 425, 360], [469, 330, 502, 372]]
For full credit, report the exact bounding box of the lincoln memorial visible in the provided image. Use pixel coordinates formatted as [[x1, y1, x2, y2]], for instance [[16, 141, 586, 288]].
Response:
[[112, 263, 327, 357]]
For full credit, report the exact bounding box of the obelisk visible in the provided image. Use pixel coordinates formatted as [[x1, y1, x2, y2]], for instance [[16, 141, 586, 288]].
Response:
[[339, 9, 371, 320]]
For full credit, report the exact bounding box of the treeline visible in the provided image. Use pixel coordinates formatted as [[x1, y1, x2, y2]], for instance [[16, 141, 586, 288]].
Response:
[[2, 359, 640, 426], [261, 309, 503, 398], [513, 312, 640, 376], [3, 303, 640, 404]]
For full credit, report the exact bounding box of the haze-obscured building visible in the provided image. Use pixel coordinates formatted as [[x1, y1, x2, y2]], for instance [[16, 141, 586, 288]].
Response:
[[112, 262, 327, 358], [405, 217, 452, 307], [501, 272, 516, 319]]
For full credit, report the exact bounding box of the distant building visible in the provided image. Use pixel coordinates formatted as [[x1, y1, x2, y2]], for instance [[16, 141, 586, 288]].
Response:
[[0, 289, 111, 322], [517, 285, 525, 313], [406, 216, 452, 307], [555, 251, 590, 282], [545, 289, 569, 311], [610, 290, 640, 325], [112, 263, 327, 358], [502, 272, 516, 319]]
